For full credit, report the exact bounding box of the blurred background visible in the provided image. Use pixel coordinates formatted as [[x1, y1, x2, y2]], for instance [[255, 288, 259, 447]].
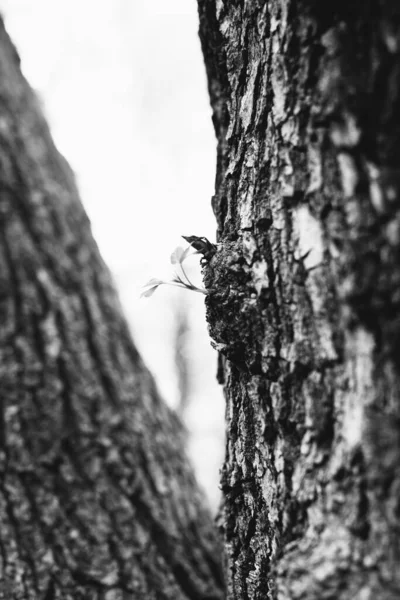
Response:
[[0, 0, 224, 510]]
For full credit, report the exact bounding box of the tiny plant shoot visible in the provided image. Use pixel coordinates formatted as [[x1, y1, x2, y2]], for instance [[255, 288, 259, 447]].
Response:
[[141, 236, 215, 298]]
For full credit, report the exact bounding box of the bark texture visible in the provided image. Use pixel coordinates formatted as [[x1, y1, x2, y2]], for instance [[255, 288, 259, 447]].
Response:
[[198, 0, 400, 598], [0, 19, 224, 600]]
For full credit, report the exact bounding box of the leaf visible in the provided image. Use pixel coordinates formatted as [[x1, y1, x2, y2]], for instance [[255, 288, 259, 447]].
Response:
[[182, 235, 197, 245], [144, 278, 164, 287], [181, 245, 199, 262], [140, 285, 159, 298], [170, 246, 185, 264], [140, 278, 164, 298]]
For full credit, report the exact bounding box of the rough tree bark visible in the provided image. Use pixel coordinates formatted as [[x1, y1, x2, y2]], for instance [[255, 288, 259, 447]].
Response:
[[198, 0, 400, 598], [0, 18, 224, 600]]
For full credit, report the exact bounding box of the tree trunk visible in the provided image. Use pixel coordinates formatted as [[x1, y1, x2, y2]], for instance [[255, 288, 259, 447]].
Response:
[[0, 19, 224, 600], [198, 0, 400, 598]]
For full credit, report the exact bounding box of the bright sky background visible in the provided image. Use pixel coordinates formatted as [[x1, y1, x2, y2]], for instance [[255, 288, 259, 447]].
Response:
[[1, 0, 224, 509]]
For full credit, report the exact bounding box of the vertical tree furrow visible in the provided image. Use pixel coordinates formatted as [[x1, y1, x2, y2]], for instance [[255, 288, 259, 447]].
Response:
[[0, 489, 32, 598], [78, 287, 123, 408], [84, 279, 125, 378], [18, 472, 73, 590]]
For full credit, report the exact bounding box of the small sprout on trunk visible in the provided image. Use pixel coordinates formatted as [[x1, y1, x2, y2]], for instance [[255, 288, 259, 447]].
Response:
[[141, 240, 210, 298]]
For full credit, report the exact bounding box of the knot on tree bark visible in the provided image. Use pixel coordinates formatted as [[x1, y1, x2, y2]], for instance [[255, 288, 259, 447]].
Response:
[[203, 235, 280, 377]]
